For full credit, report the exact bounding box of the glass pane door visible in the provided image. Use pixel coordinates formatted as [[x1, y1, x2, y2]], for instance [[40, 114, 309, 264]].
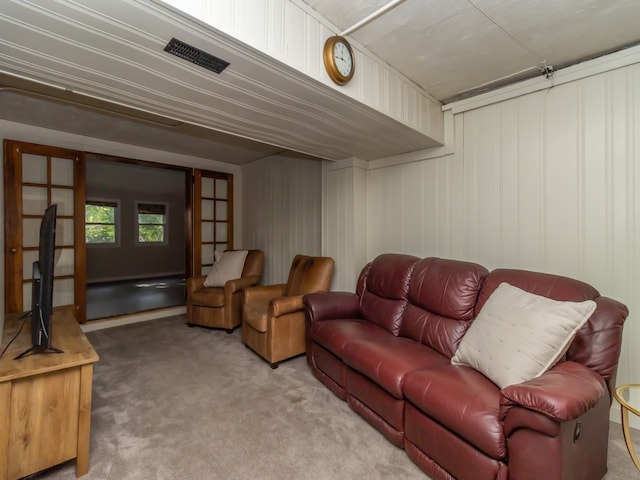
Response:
[[4, 140, 86, 321], [193, 170, 233, 276]]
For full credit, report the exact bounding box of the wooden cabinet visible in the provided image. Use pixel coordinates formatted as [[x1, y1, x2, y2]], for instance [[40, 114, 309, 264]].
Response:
[[0, 310, 98, 479]]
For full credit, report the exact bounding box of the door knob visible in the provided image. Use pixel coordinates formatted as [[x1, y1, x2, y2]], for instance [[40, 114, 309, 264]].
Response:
[[9, 248, 17, 254]]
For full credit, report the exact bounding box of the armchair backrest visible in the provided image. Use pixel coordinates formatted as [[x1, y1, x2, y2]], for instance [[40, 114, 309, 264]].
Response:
[[284, 255, 335, 296], [241, 250, 265, 278]]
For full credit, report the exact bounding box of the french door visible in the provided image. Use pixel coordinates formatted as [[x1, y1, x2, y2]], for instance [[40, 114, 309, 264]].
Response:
[[4, 140, 87, 321], [4, 140, 234, 323], [192, 169, 234, 276]]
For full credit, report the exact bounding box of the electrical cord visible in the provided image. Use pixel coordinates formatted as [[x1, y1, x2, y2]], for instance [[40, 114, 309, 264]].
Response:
[[0, 312, 29, 360]]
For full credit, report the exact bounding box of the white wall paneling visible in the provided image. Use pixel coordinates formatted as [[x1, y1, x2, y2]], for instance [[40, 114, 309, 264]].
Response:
[[368, 62, 638, 421], [0, 0, 442, 162], [242, 154, 322, 285], [323, 53, 640, 425], [323, 158, 368, 291], [160, 0, 444, 146]]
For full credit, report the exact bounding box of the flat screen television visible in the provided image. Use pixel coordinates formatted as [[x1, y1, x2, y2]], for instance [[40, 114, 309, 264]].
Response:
[[15, 203, 63, 359]]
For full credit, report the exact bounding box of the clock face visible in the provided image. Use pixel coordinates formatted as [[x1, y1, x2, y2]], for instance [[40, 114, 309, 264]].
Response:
[[323, 36, 355, 85], [333, 40, 353, 77]]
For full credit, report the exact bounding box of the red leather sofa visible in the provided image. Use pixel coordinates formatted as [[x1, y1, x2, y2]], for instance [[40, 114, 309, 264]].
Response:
[[303, 254, 628, 480]]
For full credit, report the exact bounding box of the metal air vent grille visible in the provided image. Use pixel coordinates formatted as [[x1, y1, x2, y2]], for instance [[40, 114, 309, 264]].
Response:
[[164, 38, 230, 74]]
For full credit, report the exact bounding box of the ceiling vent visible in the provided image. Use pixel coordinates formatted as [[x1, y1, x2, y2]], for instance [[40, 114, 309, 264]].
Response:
[[164, 38, 230, 74]]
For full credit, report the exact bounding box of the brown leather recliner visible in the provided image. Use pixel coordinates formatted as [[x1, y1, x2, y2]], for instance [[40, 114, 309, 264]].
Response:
[[186, 249, 264, 333], [242, 254, 334, 368]]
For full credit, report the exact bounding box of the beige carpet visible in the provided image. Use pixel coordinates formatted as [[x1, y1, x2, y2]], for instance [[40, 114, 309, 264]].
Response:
[[36, 315, 640, 480]]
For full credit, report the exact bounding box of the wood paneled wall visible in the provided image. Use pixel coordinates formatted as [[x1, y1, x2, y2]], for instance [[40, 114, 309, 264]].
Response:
[[161, 0, 443, 143], [323, 55, 640, 394], [323, 158, 368, 290], [242, 154, 323, 285]]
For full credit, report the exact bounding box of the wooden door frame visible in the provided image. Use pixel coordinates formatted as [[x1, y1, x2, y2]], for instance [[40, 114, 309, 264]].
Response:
[[3, 140, 85, 319], [4, 143, 237, 321], [192, 169, 234, 276]]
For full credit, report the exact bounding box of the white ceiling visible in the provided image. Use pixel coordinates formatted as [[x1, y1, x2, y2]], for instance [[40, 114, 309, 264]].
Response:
[[307, 0, 640, 102], [1, 0, 639, 164]]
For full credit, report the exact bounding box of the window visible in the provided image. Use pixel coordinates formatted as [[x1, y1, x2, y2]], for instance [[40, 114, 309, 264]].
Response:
[[137, 202, 167, 243], [85, 200, 118, 244]]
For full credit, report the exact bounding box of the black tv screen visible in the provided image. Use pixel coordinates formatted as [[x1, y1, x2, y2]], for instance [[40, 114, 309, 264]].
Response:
[[15, 203, 62, 359]]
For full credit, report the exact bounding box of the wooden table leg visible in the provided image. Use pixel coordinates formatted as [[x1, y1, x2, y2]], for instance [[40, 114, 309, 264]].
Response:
[[0, 382, 11, 480], [76, 364, 94, 477], [621, 407, 640, 471]]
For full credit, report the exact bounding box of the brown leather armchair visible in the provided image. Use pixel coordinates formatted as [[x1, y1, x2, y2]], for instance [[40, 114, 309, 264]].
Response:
[[242, 254, 335, 368], [186, 249, 264, 332]]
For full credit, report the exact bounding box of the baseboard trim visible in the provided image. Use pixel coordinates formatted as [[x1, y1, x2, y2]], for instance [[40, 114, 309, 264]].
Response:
[[81, 306, 186, 332]]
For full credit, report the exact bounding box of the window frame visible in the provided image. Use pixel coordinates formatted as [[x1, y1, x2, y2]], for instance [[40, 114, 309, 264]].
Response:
[[135, 201, 169, 246], [85, 198, 120, 247]]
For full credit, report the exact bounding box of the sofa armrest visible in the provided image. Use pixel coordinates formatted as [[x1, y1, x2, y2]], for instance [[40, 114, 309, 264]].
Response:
[[271, 295, 304, 318], [303, 291, 361, 324], [500, 362, 606, 435]]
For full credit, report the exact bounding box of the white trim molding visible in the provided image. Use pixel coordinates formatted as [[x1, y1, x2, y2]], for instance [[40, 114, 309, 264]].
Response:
[[445, 44, 640, 115]]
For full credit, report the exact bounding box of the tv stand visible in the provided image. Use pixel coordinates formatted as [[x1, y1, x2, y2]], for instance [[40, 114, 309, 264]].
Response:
[[14, 344, 64, 360], [0, 310, 99, 480]]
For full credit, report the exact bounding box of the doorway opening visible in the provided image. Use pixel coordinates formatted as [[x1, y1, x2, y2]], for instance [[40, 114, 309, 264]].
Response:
[[85, 154, 190, 320]]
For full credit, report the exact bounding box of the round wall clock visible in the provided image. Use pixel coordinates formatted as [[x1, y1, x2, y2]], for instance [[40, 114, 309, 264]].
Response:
[[323, 36, 355, 86]]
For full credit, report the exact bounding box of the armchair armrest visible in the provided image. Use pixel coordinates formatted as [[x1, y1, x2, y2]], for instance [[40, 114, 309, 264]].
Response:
[[225, 275, 262, 295], [271, 295, 304, 317], [186, 275, 206, 293], [244, 284, 286, 304], [501, 362, 606, 435], [303, 291, 361, 324]]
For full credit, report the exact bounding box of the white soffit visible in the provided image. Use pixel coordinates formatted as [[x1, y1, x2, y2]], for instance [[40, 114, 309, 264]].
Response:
[[0, 0, 442, 161]]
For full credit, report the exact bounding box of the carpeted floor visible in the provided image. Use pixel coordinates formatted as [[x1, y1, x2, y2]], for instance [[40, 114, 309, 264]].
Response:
[[34, 315, 640, 480]]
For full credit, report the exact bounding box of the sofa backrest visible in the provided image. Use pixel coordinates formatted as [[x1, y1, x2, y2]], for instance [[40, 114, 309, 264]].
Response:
[[400, 257, 489, 358], [356, 253, 420, 335], [477, 269, 628, 395]]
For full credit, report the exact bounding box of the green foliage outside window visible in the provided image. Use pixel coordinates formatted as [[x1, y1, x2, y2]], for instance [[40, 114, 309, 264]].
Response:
[[85, 202, 117, 244], [137, 204, 166, 243], [138, 224, 164, 242]]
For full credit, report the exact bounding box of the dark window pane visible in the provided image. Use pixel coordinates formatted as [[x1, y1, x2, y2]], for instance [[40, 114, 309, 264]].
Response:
[[138, 203, 166, 215]]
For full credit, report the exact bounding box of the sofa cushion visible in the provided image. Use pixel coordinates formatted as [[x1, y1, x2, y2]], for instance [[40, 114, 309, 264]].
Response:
[[359, 254, 420, 335], [401, 257, 488, 358], [204, 249, 248, 287], [404, 364, 506, 460], [343, 337, 449, 398], [452, 282, 596, 388]]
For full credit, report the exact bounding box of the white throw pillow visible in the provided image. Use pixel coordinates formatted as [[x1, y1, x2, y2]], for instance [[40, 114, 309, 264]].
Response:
[[203, 250, 249, 287], [451, 282, 596, 389]]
